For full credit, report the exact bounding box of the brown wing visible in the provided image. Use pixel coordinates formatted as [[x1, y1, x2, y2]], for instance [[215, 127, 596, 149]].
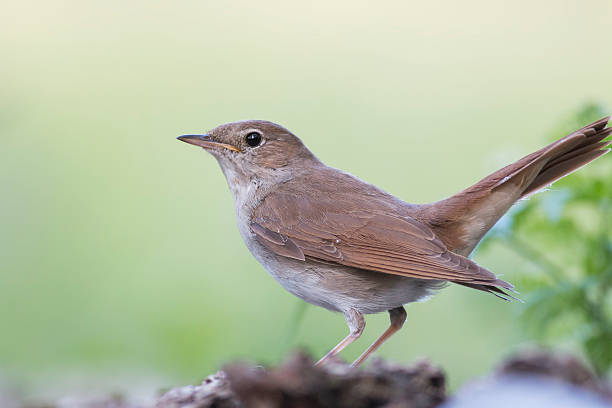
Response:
[[251, 188, 513, 291]]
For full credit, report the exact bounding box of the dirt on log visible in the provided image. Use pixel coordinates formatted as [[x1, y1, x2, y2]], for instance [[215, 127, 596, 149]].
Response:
[[157, 353, 445, 408]]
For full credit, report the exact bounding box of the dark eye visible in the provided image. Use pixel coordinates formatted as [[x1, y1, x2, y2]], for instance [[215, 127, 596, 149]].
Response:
[[245, 132, 262, 147]]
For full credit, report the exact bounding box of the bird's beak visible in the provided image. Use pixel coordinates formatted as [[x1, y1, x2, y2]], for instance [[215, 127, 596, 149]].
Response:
[[177, 134, 242, 153]]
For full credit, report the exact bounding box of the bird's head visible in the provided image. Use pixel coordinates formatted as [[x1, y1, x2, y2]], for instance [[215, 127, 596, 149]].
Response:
[[178, 120, 320, 191]]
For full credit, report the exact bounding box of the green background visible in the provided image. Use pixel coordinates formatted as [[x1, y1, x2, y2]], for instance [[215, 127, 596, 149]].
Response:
[[1, 0, 611, 400]]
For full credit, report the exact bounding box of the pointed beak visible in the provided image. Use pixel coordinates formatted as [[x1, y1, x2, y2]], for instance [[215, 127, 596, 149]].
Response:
[[177, 134, 242, 153]]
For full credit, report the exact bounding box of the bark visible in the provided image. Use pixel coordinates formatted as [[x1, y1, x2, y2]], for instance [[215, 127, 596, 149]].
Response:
[[157, 353, 445, 408]]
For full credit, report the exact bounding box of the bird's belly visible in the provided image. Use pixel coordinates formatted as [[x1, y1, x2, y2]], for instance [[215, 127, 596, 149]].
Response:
[[241, 227, 445, 314]]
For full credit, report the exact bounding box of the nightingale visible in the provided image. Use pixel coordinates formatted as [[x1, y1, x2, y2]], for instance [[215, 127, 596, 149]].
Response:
[[178, 116, 610, 367]]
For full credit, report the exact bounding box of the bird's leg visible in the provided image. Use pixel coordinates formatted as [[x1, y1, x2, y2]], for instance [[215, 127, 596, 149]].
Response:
[[351, 306, 406, 367], [314, 308, 365, 367]]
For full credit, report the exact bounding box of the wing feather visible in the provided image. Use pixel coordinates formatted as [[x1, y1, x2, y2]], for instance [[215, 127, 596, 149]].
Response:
[[251, 190, 512, 289]]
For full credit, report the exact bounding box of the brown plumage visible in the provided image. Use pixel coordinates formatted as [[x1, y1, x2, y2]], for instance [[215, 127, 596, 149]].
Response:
[[250, 117, 610, 302], [178, 116, 611, 367], [251, 172, 513, 291]]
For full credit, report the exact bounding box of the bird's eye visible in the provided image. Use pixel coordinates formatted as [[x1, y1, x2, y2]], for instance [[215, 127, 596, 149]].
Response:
[[245, 132, 262, 147]]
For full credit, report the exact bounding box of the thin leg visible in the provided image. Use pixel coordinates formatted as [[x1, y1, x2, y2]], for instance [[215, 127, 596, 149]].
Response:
[[315, 309, 365, 366], [351, 306, 407, 367]]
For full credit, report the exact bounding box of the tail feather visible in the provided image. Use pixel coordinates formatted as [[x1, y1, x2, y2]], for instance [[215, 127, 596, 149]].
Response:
[[418, 116, 610, 299], [524, 143, 610, 197], [517, 118, 611, 197], [421, 116, 611, 257], [547, 138, 610, 170], [490, 117, 610, 196]]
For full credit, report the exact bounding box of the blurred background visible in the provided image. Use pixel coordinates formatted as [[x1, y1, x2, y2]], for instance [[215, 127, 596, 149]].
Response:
[[1, 0, 611, 402]]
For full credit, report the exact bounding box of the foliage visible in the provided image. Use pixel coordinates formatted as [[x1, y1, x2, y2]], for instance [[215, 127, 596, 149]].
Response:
[[480, 104, 612, 376]]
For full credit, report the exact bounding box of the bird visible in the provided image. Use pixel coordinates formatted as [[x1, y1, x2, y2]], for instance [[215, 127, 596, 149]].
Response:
[[177, 116, 611, 367]]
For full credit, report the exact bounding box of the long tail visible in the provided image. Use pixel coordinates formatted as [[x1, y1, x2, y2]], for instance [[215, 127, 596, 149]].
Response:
[[421, 116, 611, 257], [418, 116, 610, 300], [492, 116, 611, 199]]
